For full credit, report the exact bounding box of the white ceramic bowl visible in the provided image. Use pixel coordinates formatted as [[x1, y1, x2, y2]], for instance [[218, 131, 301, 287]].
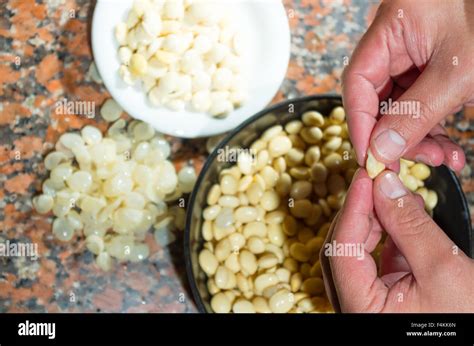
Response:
[[92, 0, 291, 138]]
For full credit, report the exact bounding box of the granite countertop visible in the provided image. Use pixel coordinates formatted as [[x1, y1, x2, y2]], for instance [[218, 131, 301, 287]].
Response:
[[0, 0, 472, 313]]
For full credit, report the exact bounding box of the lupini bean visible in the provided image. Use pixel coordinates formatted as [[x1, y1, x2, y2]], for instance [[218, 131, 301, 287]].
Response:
[[269, 289, 294, 313], [211, 292, 231, 313], [233, 299, 255, 313], [199, 249, 219, 275]]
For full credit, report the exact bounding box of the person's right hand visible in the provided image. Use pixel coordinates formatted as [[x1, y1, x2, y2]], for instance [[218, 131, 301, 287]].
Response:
[[342, 0, 474, 169], [320, 169, 474, 312]]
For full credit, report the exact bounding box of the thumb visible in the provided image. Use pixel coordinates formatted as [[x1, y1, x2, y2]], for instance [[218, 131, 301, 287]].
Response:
[[369, 64, 469, 164], [373, 171, 456, 279]]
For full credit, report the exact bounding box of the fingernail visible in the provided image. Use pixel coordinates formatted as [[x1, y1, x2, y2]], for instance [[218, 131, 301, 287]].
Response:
[[373, 129, 406, 162], [379, 172, 407, 199]]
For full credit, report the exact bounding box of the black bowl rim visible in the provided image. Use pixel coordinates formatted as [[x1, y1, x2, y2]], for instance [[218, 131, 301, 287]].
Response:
[[183, 94, 473, 313]]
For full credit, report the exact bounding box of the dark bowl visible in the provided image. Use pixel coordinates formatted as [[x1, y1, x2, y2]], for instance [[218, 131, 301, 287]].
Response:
[[184, 94, 473, 313]]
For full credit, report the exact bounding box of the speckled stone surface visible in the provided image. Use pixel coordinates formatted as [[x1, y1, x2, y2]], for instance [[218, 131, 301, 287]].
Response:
[[0, 0, 472, 313]]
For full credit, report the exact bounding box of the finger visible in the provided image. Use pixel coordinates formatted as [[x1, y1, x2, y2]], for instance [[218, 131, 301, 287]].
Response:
[[329, 169, 388, 312], [370, 63, 469, 164], [402, 137, 445, 166], [380, 236, 410, 280], [392, 67, 421, 90], [373, 171, 457, 280], [432, 134, 466, 171], [429, 123, 447, 137], [413, 193, 425, 209], [428, 125, 466, 170], [320, 213, 341, 312], [342, 15, 413, 166], [364, 213, 383, 252]]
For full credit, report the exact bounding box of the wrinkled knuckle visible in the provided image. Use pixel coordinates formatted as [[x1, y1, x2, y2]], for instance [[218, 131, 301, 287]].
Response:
[[397, 205, 432, 237], [416, 98, 437, 121]]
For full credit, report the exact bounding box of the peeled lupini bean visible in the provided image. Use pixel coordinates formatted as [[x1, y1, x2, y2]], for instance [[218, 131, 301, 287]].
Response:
[[115, 0, 247, 117], [34, 114, 197, 271]]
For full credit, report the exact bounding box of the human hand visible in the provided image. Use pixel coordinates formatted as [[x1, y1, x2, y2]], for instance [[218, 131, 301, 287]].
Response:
[[342, 0, 474, 170], [320, 169, 474, 312]]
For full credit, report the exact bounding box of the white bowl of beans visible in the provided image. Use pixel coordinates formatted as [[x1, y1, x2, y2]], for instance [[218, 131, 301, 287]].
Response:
[[92, 0, 290, 138]]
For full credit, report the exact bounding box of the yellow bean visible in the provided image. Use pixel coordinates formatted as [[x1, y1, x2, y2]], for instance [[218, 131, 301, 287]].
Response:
[[211, 292, 231, 313], [309, 260, 322, 277], [426, 190, 438, 210], [239, 250, 257, 275], [273, 156, 287, 173], [233, 299, 255, 313], [261, 125, 283, 142], [275, 268, 291, 283], [234, 206, 258, 223], [207, 184, 221, 205], [220, 174, 238, 195], [323, 152, 343, 172], [289, 134, 307, 150], [366, 149, 385, 179], [258, 253, 279, 269], [254, 273, 279, 294], [306, 236, 324, 255], [313, 182, 328, 198], [290, 272, 303, 292], [304, 146, 321, 166], [207, 278, 220, 295], [323, 125, 342, 138], [300, 263, 312, 279], [285, 120, 303, 135], [215, 238, 232, 262], [290, 181, 312, 200], [265, 210, 286, 224], [290, 199, 313, 219], [282, 215, 297, 236], [247, 236, 266, 254], [269, 289, 295, 313], [329, 106, 345, 124], [323, 136, 342, 153], [275, 173, 292, 197], [269, 135, 292, 157], [243, 221, 267, 238], [297, 227, 315, 243], [410, 163, 431, 180], [327, 174, 346, 196], [260, 190, 280, 211], [215, 266, 236, 289], [246, 181, 264, 205], [267, 223, 285, 246], [228, 233, 246, 252], [283, 257, 299, 272], [203, 205, 221, 220], [198, 249, 218, 275], [289, 166, 310, 180], [261, 166, 279, 188], [301, 277, 324, 295], [225, 253, 241, 273], [302, 111, 324, 127], [252, 296, 272, 313], [289, 242, 310, 262], [400, 173, 418, 192]]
